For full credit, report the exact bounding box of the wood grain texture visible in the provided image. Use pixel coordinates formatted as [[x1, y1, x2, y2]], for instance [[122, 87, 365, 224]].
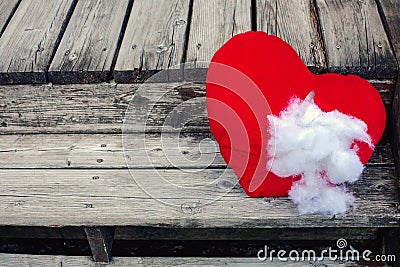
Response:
[[0, 132, 393, 169], [256, 0, 326, 73], [0, 0, 19, 37], [49, 0, 129, 84], [0, 167, 398, 227], [377, 0, 400, 176], [393, 79, 400, 178], [377, 0, 400, 62], [0, 81, 394, 134], [84, 226, 115, 263], [114, 0, 190, 83], [0, 83, 136, 134], [315, 0, 398, 79], [0, 0, 76, 84], [0, 254, 360, 267], [48, 0, 130, 84], [185, 0, 252, 70]]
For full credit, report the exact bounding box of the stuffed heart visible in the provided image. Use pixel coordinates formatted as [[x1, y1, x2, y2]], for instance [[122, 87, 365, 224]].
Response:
[[205, 31, 386, 215]]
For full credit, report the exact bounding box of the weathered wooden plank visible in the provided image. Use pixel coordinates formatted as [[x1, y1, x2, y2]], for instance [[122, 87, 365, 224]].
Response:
[[315, 0, 398, 79], [114, 0, 190, 83], [0, 0, 19, 37], [84, 226, 115, 263], [377, 0, 400, 62], [0, 83, 135, 134], [0, 133, 393, 169], [0, 81, 394, 134], [185, 0, 252, 70], [0, 167, 398, 227], [393, 79, 400, 178], [256, 0, 326, 73], [0, 0, 76, 84], [377, 0, 400, 177], [48, 0, 131, 84], [0, 254, 361, 267]]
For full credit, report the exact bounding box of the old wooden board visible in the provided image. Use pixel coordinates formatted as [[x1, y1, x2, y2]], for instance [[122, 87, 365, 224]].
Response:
[[0, 83, 135, 134], [84, 226, 115, 263], [0, 81, 394, 134], [0, 133, 393, 169], [377, 0, 400, 173], [0, 0, 19, 37], [185, 0, 252, 71], [48, 0, 131, 84], [256, 0, 326, 73], [377, 0, 400, 62], [0, 254, 360, 267], [0, 166, 398, 227], [315, 0, 398, 79], [0, 0, 76, 84], [114, 0, 190, 83], [393, 79, 400, 177]]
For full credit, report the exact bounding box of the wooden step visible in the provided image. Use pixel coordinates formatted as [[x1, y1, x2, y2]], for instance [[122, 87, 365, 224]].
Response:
[[0, 253, 365, 266], [0, 81, 395, 134], [0, 167, 397, 228]]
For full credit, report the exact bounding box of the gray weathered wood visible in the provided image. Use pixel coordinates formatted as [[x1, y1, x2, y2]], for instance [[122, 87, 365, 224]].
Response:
[[48, 0, 131, 84], [377, 0, 400, 63], [377, 0, 400, 178], [0, 81, 394, 134], [0, 0, 76, 84], [392, 78, 400, 179], [256, 0, 326, 73], [185, 0, 252, 70], [114, 0, 190, 83], [0, 0, 19, 37], [0, 133, 393, 169], [84, 226, 115, 263], [0, 254, 361, 267], [0, 167, 398, 227], [315, 0, 398, 79], [0, 83, 135, 134]]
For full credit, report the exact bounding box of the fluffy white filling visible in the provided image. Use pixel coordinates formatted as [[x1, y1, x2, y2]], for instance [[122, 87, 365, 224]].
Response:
[[267, 91, 373, 215]]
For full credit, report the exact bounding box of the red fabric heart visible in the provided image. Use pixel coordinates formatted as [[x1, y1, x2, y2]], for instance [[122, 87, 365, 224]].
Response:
[[206, 31, 386, 197]]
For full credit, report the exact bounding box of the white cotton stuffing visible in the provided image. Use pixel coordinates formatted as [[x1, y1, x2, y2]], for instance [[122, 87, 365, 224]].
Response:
[[267, 91, 373, 215]]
